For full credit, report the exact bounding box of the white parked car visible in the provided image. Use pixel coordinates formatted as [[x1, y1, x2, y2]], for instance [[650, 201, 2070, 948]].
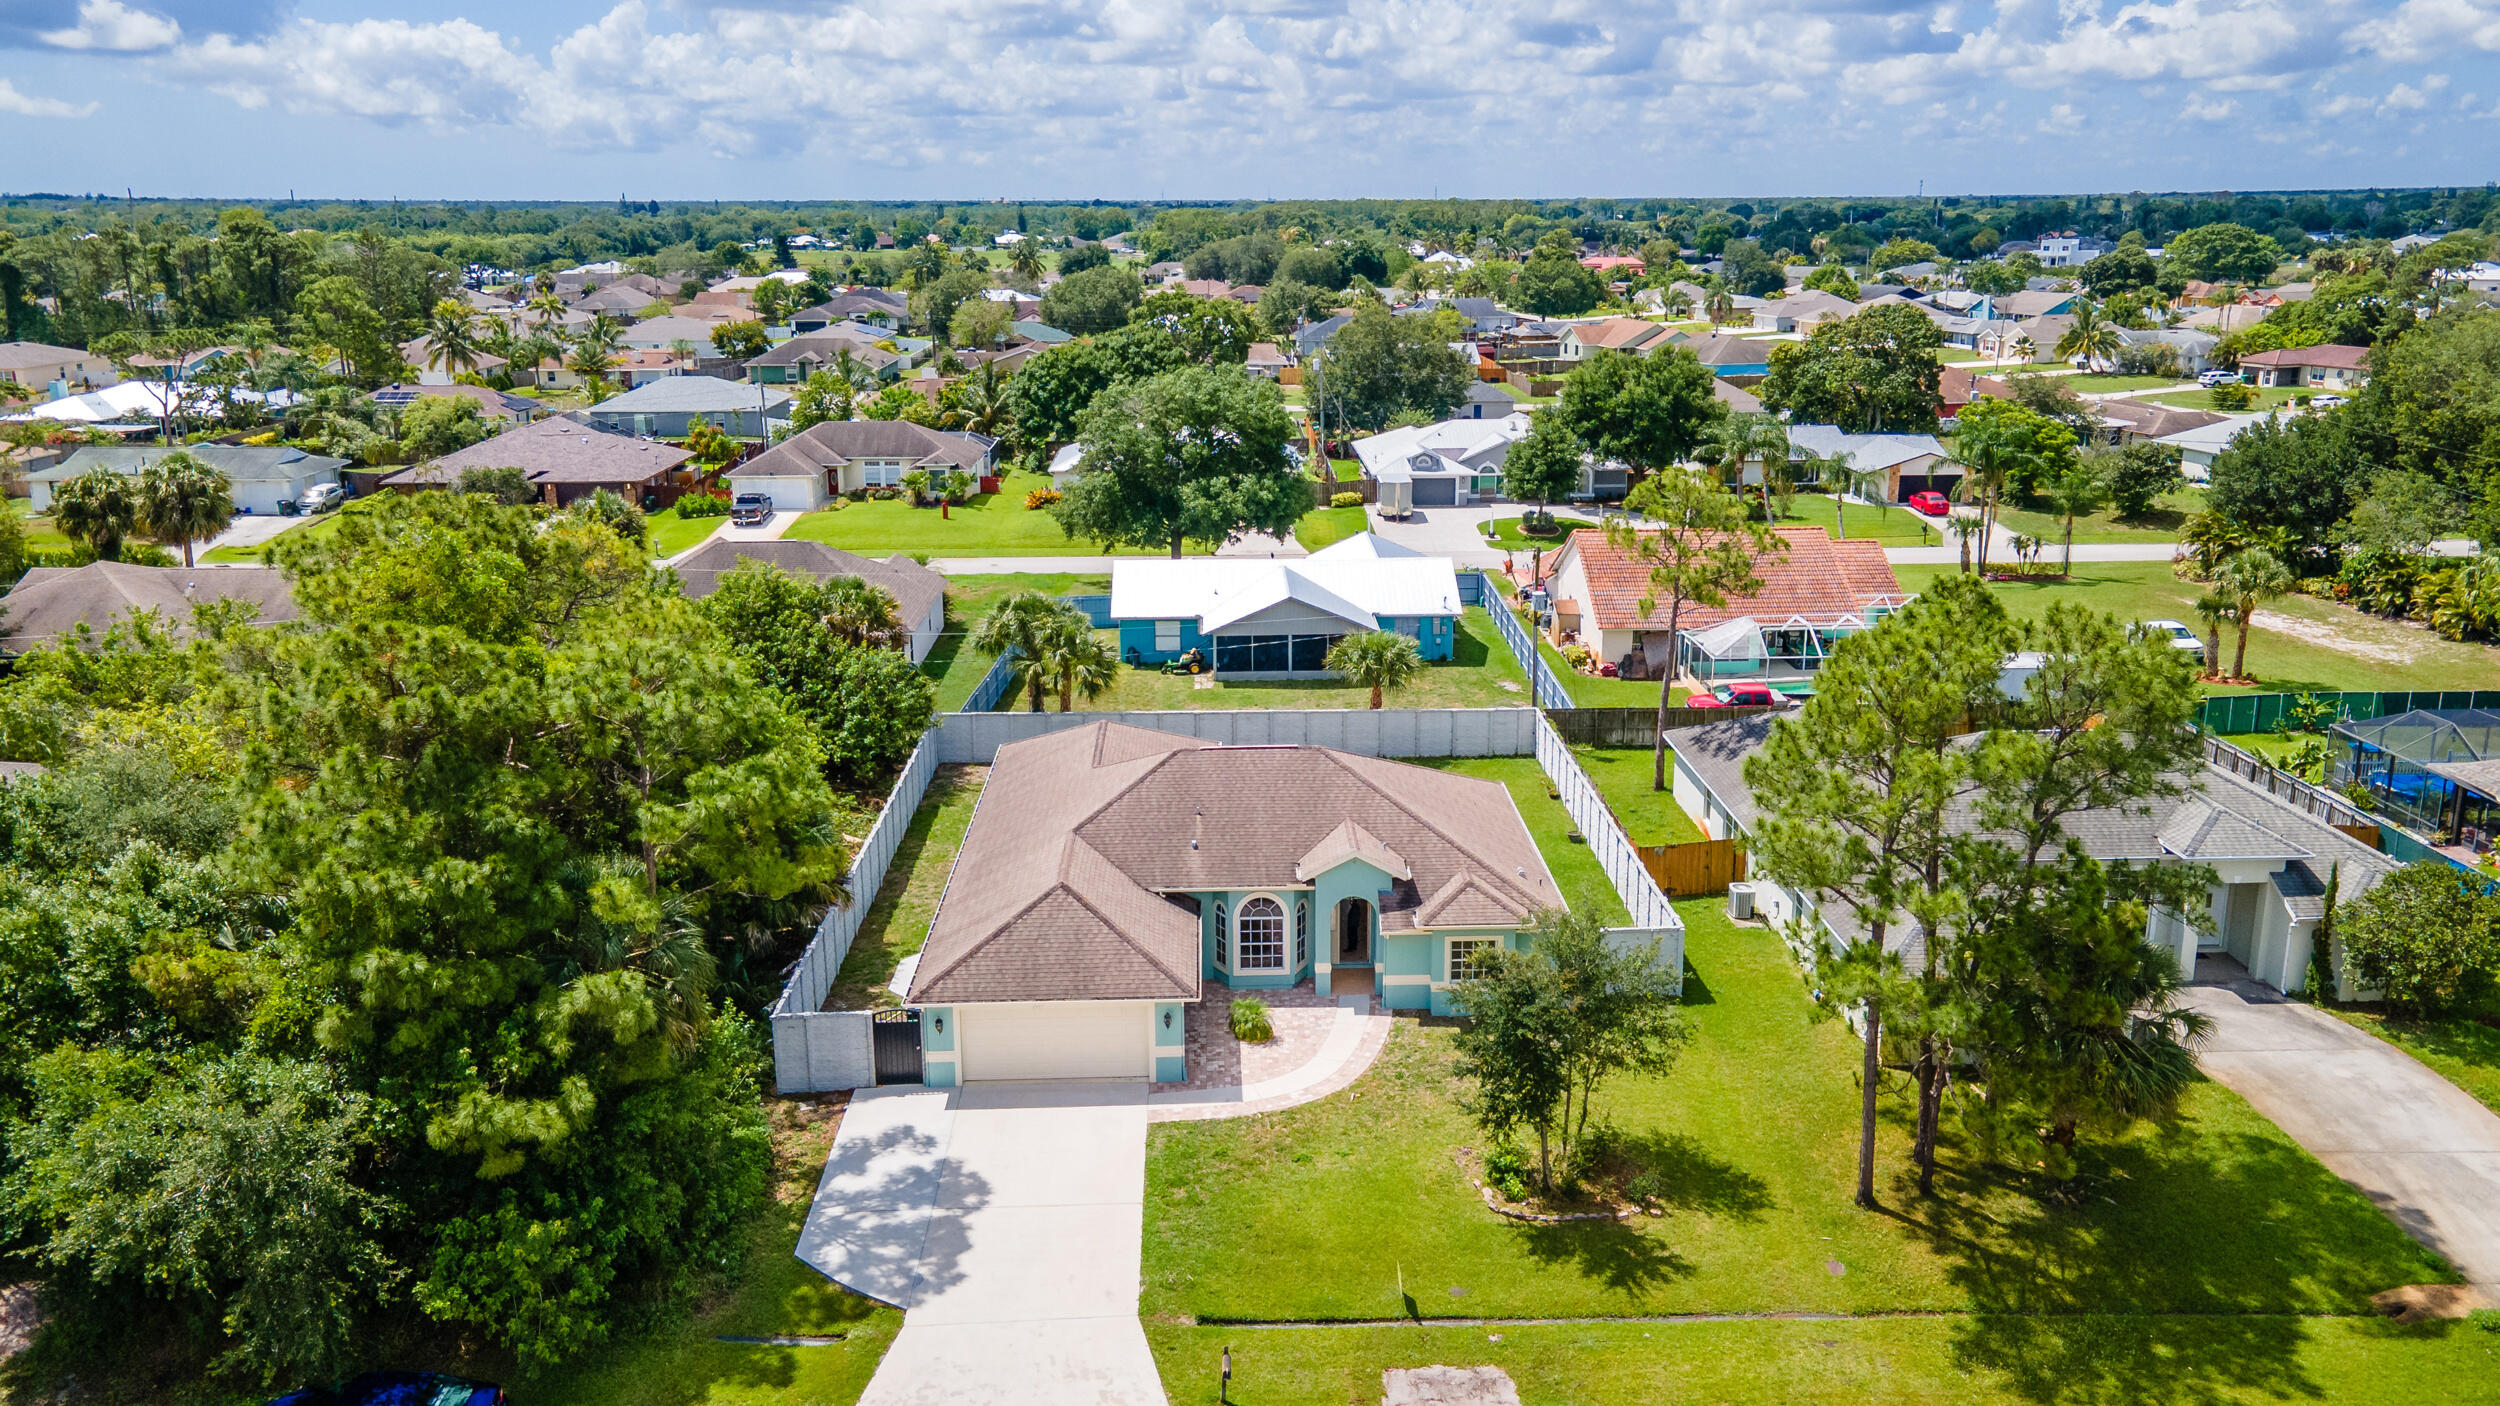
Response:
[[2136, 618, 2206, 665], [2312, 394, 2348, 408], [2197, 369, 2243, 388]]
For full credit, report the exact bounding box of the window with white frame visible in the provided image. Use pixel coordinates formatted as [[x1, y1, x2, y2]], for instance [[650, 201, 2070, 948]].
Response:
[[1155, 619, 1183, 651], [1295, 900, 1308, 966], [1214, 900, 1228, 968], [1447, 937, 1499, 982], [859, 460, 903, 487], [1236, 896, 1286, 971]]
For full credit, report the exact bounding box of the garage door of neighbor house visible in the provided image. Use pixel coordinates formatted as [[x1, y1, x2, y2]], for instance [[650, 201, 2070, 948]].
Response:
[[1897, 473, 1948, 501], [1412, 476, 1458, 507], [959, 1003, 1146, 1081]]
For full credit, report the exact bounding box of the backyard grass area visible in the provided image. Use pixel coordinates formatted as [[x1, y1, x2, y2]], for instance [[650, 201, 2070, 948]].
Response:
[[1572, 745, 1707, 845], [2048, 373, 2195, 395], [1146, 1316, 2500, 1406], [1142, 899, 2446, 1327], [2144, 385, 2317, 412], [517, 1103, 900, 1406], [1326, 458, 1361, 482], [1401, 756, 1629, 925], [1294, 504, 1369, 551], [1770, 493, 1938, 547], [823, 765, 986, 1010], [786, 469, 1194, 557], [14, 514, 73, 551], [1486, 577, 1686, 708], [1482, 513, 1600, 552], [1050, 606, 1533, 711], [1989, 486, 2206, 547], [2322, 1004, 2500, 1119], [1893, 562, 2500, 694], [646, 502, 724, 557], [923, 571, 1108, 710]]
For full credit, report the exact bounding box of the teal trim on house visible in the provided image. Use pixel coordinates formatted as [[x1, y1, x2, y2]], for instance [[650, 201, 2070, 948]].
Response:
[[1155, 1002, 1187, 1047], [924, 1058, 958, 1087], [921, 1006, 956, 1052], [1120, 617, 1208, 666], [1199, 888, 1319, 988], [1119, 614, 1454, 670], [1383, 980, 1432, 1010]]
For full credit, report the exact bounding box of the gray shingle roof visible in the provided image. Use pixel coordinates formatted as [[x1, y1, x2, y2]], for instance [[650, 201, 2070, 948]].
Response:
[[381, 418, 693, 487], [2, 563, 295, 653], [671, 538, 945, 628], [40, 444, 347, 484], [588, 377, 792, 414]]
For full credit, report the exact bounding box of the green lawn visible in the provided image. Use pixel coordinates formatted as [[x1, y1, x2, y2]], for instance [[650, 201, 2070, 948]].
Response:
[[1572, 745, 1707, 846], [2322, 1004, 2500, 1119], [2047, 373, 2194, 395], [786, 469, 1196, 557], [922, 572, 1109, 710], [1482, 514, 1600, 552], [1770, 493, 1937, 547], [1326, 458, 1361, 482], [1989, 487, 2206, 547], [2143, 385, 2317, 413], [517, 1104, 900, 1406], [1146, 1317, 2500, 1406], [1295, 504, 1369, 552], [1143, 899, 2448, 1356], [1402, 756, 1629, 925], [824, 765, 986, 1010], [1056, 606, 1533, 712], [200, 509, 346, 564], [2218, 731, 2310, 767], [648, 503, 725, 557], [1893, 562, 2500, 694], [16, 514, 73, 552]]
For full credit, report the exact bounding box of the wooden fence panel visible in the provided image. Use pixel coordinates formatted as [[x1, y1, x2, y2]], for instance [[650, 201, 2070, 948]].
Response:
[[1638, 838, 1747, 897]]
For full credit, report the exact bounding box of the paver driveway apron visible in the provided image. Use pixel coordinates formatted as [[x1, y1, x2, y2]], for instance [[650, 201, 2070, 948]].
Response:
[[802, 1081, 1162, 1406], [2187, 984, 2500, 1298]]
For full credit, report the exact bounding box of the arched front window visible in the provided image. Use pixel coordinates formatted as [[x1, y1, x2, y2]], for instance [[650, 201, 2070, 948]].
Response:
[[1236, 896, 1286, 971]]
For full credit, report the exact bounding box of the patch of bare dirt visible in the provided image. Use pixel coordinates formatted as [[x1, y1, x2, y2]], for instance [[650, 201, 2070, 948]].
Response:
[[2250, 608, 2422, 665]]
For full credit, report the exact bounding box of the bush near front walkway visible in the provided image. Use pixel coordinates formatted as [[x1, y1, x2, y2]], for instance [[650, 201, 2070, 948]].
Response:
[[1142, 899, 2445, 1325]]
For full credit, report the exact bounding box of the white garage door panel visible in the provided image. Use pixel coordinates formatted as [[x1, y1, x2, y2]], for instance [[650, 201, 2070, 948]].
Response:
[[962, 1003, 1145, 1081]]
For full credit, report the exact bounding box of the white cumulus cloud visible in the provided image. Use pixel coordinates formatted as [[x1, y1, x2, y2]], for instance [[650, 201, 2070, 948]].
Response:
[[0, 76, 98, 116], [39, 0, 180, 52]]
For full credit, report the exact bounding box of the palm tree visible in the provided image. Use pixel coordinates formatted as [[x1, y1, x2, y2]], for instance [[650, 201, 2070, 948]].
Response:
[[568, 314, 623, 383], [135, 451, 235, 569], [1007, 238, 1046, 283], [1702, 413, 1792, 520], [1948, 414, 2042, 574], [1033, 614, 1119, 711], [50, 468, 140, 562], [2038, 454, 2109, 575], [528, 288, 567, 332], [1325, 630, 1425, 709], [2009, 334, 2035, 365], [425, 299, 484, 379], [2055, 299, 2121, 372], [2214, 547, 2295, 682], [950, 360, 1014, 442], [1703, 285, 1736, 326], [2191, 592, 2232, 682], [967, 592, 1084, 713], [828, 345, 880, 399], [819, 576, 903, 650], [1660, 286, 1694, 319]]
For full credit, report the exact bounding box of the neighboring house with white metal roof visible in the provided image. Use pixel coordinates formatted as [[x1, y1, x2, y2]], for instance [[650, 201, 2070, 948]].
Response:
[[1350, 413, 1532, 508], [1108, 533, 1461, 676]]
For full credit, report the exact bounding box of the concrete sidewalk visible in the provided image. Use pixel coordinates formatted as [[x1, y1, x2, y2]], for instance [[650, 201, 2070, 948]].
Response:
[[2187, 982, 2500, 1300]]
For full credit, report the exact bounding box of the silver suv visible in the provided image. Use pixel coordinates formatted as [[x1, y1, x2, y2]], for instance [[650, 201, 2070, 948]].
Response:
[[2136, 618, 2206, 665]]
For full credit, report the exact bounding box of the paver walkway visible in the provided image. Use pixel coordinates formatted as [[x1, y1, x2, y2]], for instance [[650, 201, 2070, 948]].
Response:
[[2186, 978, 2500, 1300], [800, 1003, 1392, 1402]]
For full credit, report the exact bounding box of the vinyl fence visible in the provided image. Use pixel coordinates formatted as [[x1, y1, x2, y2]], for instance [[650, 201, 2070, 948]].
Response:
[[769, 735, 937, 1092], [933, 706, 1540, 764], [1477, 578, 1575, 709], [2200, 690, 2500, 735], [961, 653, 1017, 713], [1536, 712, 1683, 943]]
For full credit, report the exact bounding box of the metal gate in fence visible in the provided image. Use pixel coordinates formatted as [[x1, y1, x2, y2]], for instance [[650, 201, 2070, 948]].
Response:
[[872, 1009, 924, 1086]]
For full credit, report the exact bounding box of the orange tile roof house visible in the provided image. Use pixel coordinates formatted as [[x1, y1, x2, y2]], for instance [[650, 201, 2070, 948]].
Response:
[[899, 720, 1563, 1083], [2240, 344, 2370, 391], [1539, 525, 1910, 684]]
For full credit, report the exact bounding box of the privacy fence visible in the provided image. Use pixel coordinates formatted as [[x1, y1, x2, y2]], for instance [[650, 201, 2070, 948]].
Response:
[[2200, 690, 2500, 735]]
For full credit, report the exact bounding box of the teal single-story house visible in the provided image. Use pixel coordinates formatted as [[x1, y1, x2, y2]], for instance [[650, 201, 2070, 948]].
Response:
[[1107, 534, 1462, 676], [903, 721, 1565, 1084]]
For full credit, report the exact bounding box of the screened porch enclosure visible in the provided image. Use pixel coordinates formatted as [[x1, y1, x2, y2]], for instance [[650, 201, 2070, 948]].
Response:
[[2330, 708, 2500, 845]]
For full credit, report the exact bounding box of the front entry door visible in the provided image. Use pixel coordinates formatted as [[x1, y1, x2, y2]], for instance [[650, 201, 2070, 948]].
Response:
[[1336, 898, 1371, 963]]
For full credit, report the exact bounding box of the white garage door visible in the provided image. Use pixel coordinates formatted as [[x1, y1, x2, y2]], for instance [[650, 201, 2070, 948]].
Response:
[[960, 1002, 1146, 1081]]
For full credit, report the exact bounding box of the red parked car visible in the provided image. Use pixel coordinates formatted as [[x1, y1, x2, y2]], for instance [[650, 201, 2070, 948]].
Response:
[[1908, 490, 1952, 517], [1713, 682, 1782, 707]]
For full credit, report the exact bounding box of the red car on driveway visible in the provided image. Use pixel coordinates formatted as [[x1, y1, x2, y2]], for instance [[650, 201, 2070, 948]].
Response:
[[1908, 490, 1951, 517]]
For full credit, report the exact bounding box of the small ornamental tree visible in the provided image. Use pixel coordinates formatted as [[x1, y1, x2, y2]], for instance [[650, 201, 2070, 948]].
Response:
[[1608, 471, 1782, 790], [1499, 415, 1583, 530], [1325, 629, 1424, 709], [2337, 860, 2500, 1017]]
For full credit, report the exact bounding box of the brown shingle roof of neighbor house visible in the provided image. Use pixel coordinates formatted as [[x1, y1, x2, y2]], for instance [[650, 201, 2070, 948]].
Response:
[[2240, 344, 2370, 371], [670, 538, 945, 627], [378, 418, 694, 488], [1712, 379, 1762, 413], [1570, 317, 1668, 351], [1678, 334, 1773, 368], [2, 562, 295, 653], [904, 721, 1564, 1005], [2092, 398, 2227, 439], [1245, 341, 1289, 368], [0, 341, 95, 371], [1552, 525, 1903, 634], [731, 420, 994, 481], [1937, 366, 2014, 406]]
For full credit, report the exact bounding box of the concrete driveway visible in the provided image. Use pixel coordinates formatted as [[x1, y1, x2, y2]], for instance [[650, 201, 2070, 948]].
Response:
[[199, 513, 311, 556], [801, 1083, 1162, 1406], [2187, 982, 2500, 1297]]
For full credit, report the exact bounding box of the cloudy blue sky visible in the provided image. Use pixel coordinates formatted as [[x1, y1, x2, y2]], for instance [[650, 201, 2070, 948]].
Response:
[[0, 0, 2495, 200]]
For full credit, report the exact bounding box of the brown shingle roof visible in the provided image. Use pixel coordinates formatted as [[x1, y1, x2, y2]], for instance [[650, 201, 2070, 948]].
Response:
[[2, 563, 295, 653], [1552, 525, 1903, 634], [382, 418, 693, 488], [671, 538, 945, 627], [2240, 344, 2369, 370], [907, 722, 1562, 1005]]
